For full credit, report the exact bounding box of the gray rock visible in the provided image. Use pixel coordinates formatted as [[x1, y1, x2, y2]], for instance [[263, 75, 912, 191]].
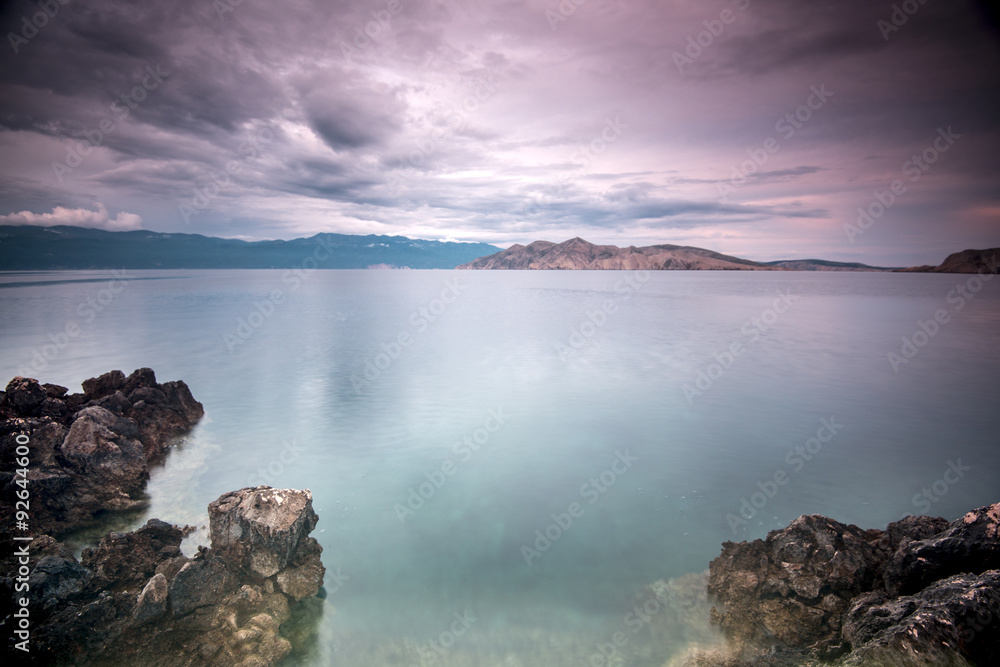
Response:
[[131, 573, 169, 626], [209, 487, 319, 578]]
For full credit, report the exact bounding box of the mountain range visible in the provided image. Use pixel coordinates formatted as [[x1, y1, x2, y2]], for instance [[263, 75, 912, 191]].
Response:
[[1, 226, 994, 273], [0, 226, 500, 270], [458, 237, 892, 271]]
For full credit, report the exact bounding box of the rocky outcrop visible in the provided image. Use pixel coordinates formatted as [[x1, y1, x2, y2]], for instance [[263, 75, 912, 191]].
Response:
[[458, 237, 890, 271], [896, 248, 1000, 274], [0, 369, 204, 535], [459, 237, 782, 271], [17, 487, 325, 666], [700, 504, 1000, 666]]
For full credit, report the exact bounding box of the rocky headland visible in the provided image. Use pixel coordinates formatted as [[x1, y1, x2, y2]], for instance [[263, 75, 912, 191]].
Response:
[[895, 248, 1000, 274], [684, 504, 1000, 666], [457, 238, 891, 271], [1, 371, 325, 665]]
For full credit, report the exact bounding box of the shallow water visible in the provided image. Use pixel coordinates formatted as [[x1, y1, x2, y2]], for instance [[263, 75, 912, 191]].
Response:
[[2, 269, 998, 665]]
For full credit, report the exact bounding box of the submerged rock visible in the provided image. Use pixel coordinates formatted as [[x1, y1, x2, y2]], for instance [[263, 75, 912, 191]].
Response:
[[699, 503, 1000, 667]]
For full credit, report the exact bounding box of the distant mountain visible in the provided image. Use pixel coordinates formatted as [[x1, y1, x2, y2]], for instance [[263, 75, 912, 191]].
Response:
[[0, 226, 500, 270], [896, 248, 1000, 274], [763, 259, 890, 271], [459, 238, 890, 271]]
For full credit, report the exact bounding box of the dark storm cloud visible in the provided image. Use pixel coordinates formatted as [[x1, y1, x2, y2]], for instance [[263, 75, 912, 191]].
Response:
[[0, 0, 997, 263]]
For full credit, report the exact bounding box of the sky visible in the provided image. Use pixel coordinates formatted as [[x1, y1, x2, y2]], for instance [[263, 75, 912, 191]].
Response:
[[0, 0, 999, 266]]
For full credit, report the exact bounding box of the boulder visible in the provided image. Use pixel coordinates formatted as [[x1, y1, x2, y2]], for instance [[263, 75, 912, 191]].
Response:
[[884, 502, 1000, 596], [3, 376, 47, 415], [208, 487, 319, 579], [708, 514, 884, 648], [81, 370, 126, 401], [842, 570, 1000, 667], [131, 573, 169, 626]]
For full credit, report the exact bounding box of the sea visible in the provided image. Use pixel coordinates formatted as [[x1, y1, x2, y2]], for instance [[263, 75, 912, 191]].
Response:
[[1, 269, 998, 666]]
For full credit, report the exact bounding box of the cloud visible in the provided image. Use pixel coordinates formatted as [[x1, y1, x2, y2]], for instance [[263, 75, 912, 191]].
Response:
[[0, 204, 143, 231]]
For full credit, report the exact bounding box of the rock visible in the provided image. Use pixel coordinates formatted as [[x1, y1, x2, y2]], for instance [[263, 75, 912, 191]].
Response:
[[82, 370, 126, 401], [42, 383, 68, 398], [3, 376, 47, 415], [209, 487, 319, 579], [169, 556, 234, 617], [11, 487, 324, 666], [123, 367, 158, 395], [92, 390, 133, 415], [38, 396, 71, 422], [82, 519, 185, 591], [699, 504, 1000, 667], [131, 573, 169, 626], [842, 570, 1000, 667], [27, 556, 94, 611], [708, 514, 884, 648], [884, 502, 1000, 596], [0, 370, 204, 536]]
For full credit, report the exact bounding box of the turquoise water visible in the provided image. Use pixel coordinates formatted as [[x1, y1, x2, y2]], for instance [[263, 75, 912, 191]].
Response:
[[2, 269, 999, 665]]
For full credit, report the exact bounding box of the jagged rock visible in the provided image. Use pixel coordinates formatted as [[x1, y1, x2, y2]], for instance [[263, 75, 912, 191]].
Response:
[[82, 370, 126, 401], [208, 487, 319, 579], [15, 487, 324, 666], [3, 376, 47, 414], [132, 573, 169, 626], [42, 383, 68, 398], [27, 556, 94, 611], [701, 505, 1000, 667], [0, 370, 203, 536], [123, 367, 158, 395], [92, 390, 133, 415], [169, 555, 234, 617], [841, 571, 1000, 667], [82, 519, 186, 591], [708, 514, 884, 648], [884, 502, 1000, 596]]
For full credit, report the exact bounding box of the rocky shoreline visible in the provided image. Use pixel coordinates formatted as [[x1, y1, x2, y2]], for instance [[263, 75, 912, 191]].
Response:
[[2, 370, 997, 666], [689, 506, 1000, 666], [1, 371, 326, 665]]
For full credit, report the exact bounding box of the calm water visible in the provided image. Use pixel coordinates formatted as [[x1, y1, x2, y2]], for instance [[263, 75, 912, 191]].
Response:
[[2, 269, 999, 665]]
